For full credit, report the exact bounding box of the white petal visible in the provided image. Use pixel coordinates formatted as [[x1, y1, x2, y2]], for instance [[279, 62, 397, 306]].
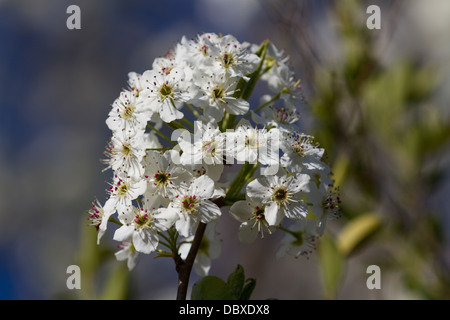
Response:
[[205, 164, 223, 181], [189, 175, 215, 199], [133, 230, 158, 254], [127, 251, 140, 270], [229, 201, 253, 223], [224, 98, 249, 115], [153, 207, 179, 231], [197, 200, 222, 223], [128, 179, 148, 199], [285, 200, 309, 220], [176, 215, 198, 237], [159, 100, 184, 123], [193, 253, 211, 277], [114, 247, 130, 262], [113, 225, 134, 242], [246, 178, 271, 202], [287, 173, 311, 194], [264, 202, 284, 226]]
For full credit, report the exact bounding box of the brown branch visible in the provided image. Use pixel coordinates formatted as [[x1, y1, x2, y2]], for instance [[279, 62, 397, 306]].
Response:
[[175, 221, 207, 300], [175, 197, 225, 300]]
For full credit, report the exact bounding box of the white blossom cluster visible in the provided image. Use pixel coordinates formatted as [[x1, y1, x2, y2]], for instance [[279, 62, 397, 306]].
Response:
[[88, 33, 340, 272]]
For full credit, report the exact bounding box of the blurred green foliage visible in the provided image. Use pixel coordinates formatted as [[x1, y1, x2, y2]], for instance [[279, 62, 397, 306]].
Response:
[[73, 0, 450, 300], [310, 0, 450, 299]]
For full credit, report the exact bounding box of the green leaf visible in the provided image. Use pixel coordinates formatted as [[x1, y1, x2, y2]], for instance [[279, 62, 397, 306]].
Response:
[[337, 212, 382, 256], [318, 233, 345, 300], [240, 278, 256, 300], [191, 276, 236, 300], [227, 264, 245, 299]]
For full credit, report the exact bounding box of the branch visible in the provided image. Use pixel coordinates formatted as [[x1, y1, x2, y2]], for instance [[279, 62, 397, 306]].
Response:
[[176, 222, 207, 300]]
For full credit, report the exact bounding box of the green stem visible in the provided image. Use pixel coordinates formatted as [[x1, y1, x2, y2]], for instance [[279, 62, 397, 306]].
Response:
[[185, 103, 201, 118], [108, 216, 122, 226], [242, 91, 282, 121], [180, 117, 194, 129], [230, 162, 259, 198], [278, 226, 301, 240], [157, 240, 173, 251], [220, 111, 237, 132], [225, 163, 251, 198], [240, 40, 269, 101], [146, 123, 176, 145]]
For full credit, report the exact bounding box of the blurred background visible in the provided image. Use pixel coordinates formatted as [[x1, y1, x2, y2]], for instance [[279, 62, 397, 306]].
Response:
[[0, 0, 449, 300]]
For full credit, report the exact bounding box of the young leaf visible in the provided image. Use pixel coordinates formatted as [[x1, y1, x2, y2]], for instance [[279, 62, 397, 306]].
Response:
[[227, 264, 245, 298], [337, 212, 381, 256], [240, 278, 256, 300], [191, 276, 235, 300]]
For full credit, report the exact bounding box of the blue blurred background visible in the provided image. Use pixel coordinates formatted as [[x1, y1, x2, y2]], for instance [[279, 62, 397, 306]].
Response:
[[0, 0, 449, 300]]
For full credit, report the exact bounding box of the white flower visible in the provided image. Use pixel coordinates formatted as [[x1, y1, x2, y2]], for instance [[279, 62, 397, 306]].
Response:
[[253, 42, 289, 88], [168, 175, 222, 237], [114, 200, 178, 254], [178, 121, 225, 181], [187, 164, 226, 200], [194, 73, 249, 121], [105, 175, 147, 214], [127, 72, 145, 98], [115, 241, 140, 270], [280, 132, 325, 174], [178, 33, 220, 70], [88, 198, 115, 245], [141, 67, 194, 123], [229, 196, 276, 243], [252, 102, 300, 133], [306, 183, 341, 234], [230, 119, 280, 167], [152, 56, 175, 76], [106, 90, 152, 135], [212, 34, 260, 78], [143, 150, 193, 201], [179, 222, 221, 277], [247, 173, 310, 226], [267, 64, 303, 107], [276, 220, 318, 259], [104, 131, 148, 179]]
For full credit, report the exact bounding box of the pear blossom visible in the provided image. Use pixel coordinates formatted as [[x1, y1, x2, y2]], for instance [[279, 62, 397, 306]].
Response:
[[267, 64, 303, 107], [127, 72, 145, 98], [252, 102, 301, 133], [105, 175, 147, 215], [247, 173, 311, 226], [178, 121, 225, 181], [167, 175, 222, 237], [194, 73, 249, 121], [88, 198, 115, 244], [103, 131, 148, 179], [230, 196, 276, 243], [114, 199, 178, 254], [141, 67, 194, 123], [280, 132, 325, 174], [212, 34, 260, 78], [230, 119, 280, 167], [276, 220, 318, 259], [88, 32, 339, 275], [106, 90, 152, 135], [178, 33, 220, 70], [115, 241, 140, 270], [143, 150, 193, 201]]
